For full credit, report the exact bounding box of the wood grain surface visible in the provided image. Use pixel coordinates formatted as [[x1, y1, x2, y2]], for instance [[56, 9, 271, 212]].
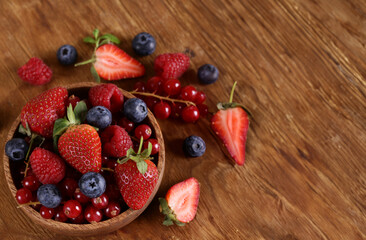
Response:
[[0, 0, 365, 239]]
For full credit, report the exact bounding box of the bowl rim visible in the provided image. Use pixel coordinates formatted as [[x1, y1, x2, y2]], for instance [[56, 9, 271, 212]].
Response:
[[3, 82, 165, 236]]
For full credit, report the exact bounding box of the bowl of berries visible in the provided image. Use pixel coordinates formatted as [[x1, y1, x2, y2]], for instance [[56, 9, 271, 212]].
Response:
[[3, 82, 165, 236]]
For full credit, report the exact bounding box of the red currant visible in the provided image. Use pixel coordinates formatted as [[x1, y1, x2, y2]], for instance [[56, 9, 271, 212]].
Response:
[[54, 206, 68, 222], [16, 188, 32, 204], [105, 184, 120, 201], [74, 188, 90, 204], [197, 104, 209, 117], [70, 211, 85, 224], [163, 79, 181, 95], [84, 205, 103, 223], [143, 138, 160, 155], [58, 178, 78, 198], [194, 91, 206, 104], [65, 95, 80, 109], [133, 81, 146, 92], [146, 76, 164, 94], [181, 105, 200, 123], [63, 200, 82, 218], [170, 102, 185, 119], [92, 193, 109, 209], [134, 124, 152, 140], [40, 206, 55, 219], [153, 102, 171, 119], [118, 117, 135, 133], [22, 175, 40, 192], [104, 202, 121, 218], [144, 96, 159, 110], [180, 86, 198, 102]]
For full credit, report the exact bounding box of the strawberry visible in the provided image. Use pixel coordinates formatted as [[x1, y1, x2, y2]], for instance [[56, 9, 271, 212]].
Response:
[[154, 53, 190, 80], [54, 102, 102, 174], [114, 138, 159, 210], [29, 147, 66, 184], [210, 82, 250, 165], [75, 29, 145, 82], [159, 177, 200, 226], [100, 125, 133, 158], [17, 57, 52, 85], [88, 84, 124, 113], [20, 87, 68, 138]]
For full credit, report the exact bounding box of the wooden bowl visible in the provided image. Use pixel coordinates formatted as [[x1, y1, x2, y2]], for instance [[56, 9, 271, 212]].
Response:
[[3, 82, 165, 236]]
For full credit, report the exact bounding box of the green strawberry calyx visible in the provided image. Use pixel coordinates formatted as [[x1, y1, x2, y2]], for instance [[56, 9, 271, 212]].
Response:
[[74, 28, 121, 83], [216, 81, 252, 117], [158, 198, 185, 227], [52, 101, 88, 151], [117, 137, 153, 175]]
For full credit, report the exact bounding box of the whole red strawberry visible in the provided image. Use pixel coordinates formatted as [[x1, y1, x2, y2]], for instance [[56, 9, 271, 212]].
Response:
[[154, 53, 190, 80], [58, 124, 102, 174], [17, 57, 52, 85], [88, 84, 124, 113], [20, 87, 68, 138], [114, 139, 159, 210], [100, 125, 132, 158], [30, 147, 66, 184]]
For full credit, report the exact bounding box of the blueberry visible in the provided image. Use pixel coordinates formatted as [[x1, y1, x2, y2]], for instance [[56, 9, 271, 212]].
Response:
[[86, 106, 112, 129], [5, 138, 29, 161], [57, 44, 78, 65], [183, 136, 206, 157], [132, 32, 156, 56], [197, 64, 219, 84], [123, 98, 148, 123], [37, 184, 62, 208], [79, 172, 106, 198]]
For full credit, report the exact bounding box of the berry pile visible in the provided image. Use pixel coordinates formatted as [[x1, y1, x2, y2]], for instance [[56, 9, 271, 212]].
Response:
[[131, 53, 208, 123], [6, 83, 161, 224]]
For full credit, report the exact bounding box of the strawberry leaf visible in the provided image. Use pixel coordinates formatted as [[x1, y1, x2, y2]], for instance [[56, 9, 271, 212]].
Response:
[[163, 218, 174, 226], [174, 221, 185, 227], [83, 36, 96, 44], [141, 142, 152, 159], [53, 118, 70, 137], [74, 101, 88, 123], [93, 29, 99, 39], [99, 34, 120, 44], [136, 161, 148, 175], [67, 104, 76, 124], [90, 64, 101, 83]]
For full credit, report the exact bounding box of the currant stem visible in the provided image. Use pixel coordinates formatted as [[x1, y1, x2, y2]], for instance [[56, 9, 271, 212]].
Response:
[[17, 201, 40, 208], [229, 81, 237, 103], [23, 133, 37, 177], [129, 91, 196, 106]]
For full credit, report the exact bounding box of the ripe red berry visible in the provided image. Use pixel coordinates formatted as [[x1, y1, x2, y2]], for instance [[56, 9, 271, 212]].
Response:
[[133, 81, 146, 92], [118, 117, 135, 133], [194, 91, 206, 104], [154, 53, 190, 79], [54, 206, 68, 222], [104, 202, 121, 218], [17, 57, 52, 85], [70, 211, 85, 224], [197, 104, 209, 117], [153, 102, 171, 119], [163, 79, 181, 96], [65, 95, 80, 109], [134, 124, 152, 140], [89, 83, 124, 113], [92, 193, 109, 209], [16, 188, 33, 204], [84, 205, 103, 223], [181, 105, 200, 123], [63, 200, 82, 218], [169, 102, 185, 119], [74, 188, 90, 204], [22, 175, 40, 192], [181, 86, 198, 102], [146, 76, 164, 94], [144, 96, 159, 110], [143, 138, 160, 155], [58, 178, 78, 198], [40, 206, 55, 219]]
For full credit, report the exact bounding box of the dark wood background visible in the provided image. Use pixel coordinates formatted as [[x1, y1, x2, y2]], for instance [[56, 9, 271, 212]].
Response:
[[0, 0, 365, 239]]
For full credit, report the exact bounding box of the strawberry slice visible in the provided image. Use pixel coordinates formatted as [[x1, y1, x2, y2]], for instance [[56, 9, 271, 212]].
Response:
[[94, 44, 145, 80], [210, 82, 250, 165], [159, 177, 200, 226]]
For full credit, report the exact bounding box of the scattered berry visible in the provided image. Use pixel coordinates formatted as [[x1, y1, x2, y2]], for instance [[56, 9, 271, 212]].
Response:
[[197, 104, 208, 117], [22, 175, 40, 192], [92, 193, 109, 209], [58, 178, 78, 198], [88, 83, 124, 113], [154, 53, 190, 79], [132, 32, 156, 56], [170, 102, 185, 119], [54, 206, 68, 222], [5, 138, 29, 161], [70, 211, 85, 224], [84, 205, 103, 223], [123, 98, 148, 123], [40, 206, 55, 219], [163, 79, 181, 96], [180, 86, 197, 102], [143, 138, 160, 155], [16, 188, 33, 204], [144, 96, 159, 110], [181, 106, 200, 123], [183, 136, 206, 157], [104, 202, 121, 218], [57, 44, 78, 65], [37, 184, 62, 208], [198, 64, 219, 84], [153, 102, 171, 119], [118, 117, 135, 132], [17, 57, 52, 85], [133, 81, 146, 92], [194, 91, 206, 104], [100, 125, 133, 158], [63, 200, 82, 218], [79, 172, 106, 198], [74, 188, 90, 204], [134, 124, 152, 140], [146, 76, 164, 94], [86, 106, 112, 129]]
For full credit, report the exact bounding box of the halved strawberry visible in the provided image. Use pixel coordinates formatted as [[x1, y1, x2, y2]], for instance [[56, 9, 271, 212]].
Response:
[[159, 177, 200, 226], [94, 44, 145, 80], [210, 82, 250, 165]]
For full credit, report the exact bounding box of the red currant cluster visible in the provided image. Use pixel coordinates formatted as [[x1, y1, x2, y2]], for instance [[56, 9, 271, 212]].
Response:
[[132, 77, 208, 123]]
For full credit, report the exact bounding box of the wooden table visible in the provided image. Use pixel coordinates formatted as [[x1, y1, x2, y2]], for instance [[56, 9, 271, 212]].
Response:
[[0, 1, 365, 239]]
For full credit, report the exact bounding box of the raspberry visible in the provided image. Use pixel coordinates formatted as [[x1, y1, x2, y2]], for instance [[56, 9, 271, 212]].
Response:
[[88, 84, 124, 113], [154, 53, 190, 79], [100, 125, 133, 158], [17, 57, 52, 85]]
